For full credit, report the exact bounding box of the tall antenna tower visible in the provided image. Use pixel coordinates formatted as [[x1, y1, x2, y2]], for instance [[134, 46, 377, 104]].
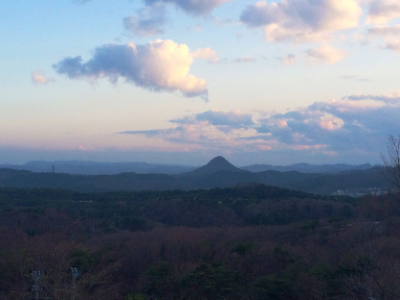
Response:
[[32, 271, 41, 300]]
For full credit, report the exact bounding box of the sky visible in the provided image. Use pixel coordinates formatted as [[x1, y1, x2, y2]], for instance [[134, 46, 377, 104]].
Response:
[[1, 0, 400, 166]]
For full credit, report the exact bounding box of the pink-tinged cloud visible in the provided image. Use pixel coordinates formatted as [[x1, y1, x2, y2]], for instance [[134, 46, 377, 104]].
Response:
[[240, 0, 361, 43], [31, 71, 55, 85], [53, 39, 209, 100], [367, 25, 400, 52], [191, 48, 219, 64], [118, 92, 400, 159], [368, 25, 400, 36], [306, 45, 347, 64], [367, 0, 400, 24]]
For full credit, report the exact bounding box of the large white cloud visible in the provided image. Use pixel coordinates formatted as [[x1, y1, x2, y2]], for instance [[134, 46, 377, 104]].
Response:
[[53, 39, 212, 99], [240, 0, 362, 43], [144, 0, 232, 15]]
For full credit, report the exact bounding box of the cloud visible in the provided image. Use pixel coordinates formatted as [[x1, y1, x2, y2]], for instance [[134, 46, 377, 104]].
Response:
[[31, 71, 55, 85], [123, 3, 166, 36], [233, 55, 255, 63], [386, 40, 400, 51], [53, 39, 209, 99], [306, 45, 347, 64], [341, 75, 370, 82], [368, 25, 400, 36], [118, 92, 400, 160], [144, 0, 232, 15], [186, 25, 202, 32], [72, 0, 91, 4], [191, 48, 219, 63], [213, 16, 241, 27], [171, 110, 254, 127], [254, 95, 400, 153], [367, 0, 400, 24], [367, 25, 400, 52], [346, 92, 400, 103], [240, 0, 362, 43], [119, 110, 257, 150], [279, 54, 295, 66]]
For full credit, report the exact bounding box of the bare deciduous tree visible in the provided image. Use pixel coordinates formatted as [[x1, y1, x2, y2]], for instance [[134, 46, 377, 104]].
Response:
[[381, 135, 400, 192]]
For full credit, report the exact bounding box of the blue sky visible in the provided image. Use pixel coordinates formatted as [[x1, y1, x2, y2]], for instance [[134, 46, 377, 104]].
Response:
[[1, 0, 400, 165]]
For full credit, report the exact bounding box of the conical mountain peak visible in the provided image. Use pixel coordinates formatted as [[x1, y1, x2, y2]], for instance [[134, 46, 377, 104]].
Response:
[[206, 156, 232, 166], [186, 156, 246, 176]]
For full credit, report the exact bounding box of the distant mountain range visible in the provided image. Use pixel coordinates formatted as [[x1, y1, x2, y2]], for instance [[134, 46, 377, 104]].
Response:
[[0, 161, 196, 175], [0, 157, 388, 195], [242, 162, 376, 173], [0, 159, 378, 175]]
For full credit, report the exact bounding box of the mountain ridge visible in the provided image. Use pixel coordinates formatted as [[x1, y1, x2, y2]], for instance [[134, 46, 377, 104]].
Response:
[[0, 159, 377, 175], [0, 161, 387, 195]]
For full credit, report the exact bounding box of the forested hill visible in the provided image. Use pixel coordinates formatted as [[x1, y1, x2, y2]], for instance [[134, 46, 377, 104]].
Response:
[[0, 184, 352, 230], [0, 165, 387, 194]]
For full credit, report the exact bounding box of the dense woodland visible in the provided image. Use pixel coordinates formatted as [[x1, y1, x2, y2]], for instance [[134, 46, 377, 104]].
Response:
[[1, 184, 400, 300]]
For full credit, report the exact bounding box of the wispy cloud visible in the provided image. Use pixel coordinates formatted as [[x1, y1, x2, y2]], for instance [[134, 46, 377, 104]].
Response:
[[31, 71, 55, 85], [306, 45, 347, 64], [171, 110, 254, 127], [367, 25, 400, 52], [123, 3, 167, 36], [53, 39, 211, 100], [279, 54, 295, 66], [191, 48, 219, 64], [233, 55, 255, 63], [144, 0, 232, 15], [341, 75, 370, 82], [346, 92, 400, 102]]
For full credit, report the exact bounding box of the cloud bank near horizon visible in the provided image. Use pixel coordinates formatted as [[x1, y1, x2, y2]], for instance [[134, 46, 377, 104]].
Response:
[[119, 92, 400, 160]]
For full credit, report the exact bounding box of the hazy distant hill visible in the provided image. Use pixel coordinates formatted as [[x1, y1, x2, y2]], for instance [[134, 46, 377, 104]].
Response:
[[0, 161, 196, 175], [242, 162, 375, 173], [0, 157, 388, 195]]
